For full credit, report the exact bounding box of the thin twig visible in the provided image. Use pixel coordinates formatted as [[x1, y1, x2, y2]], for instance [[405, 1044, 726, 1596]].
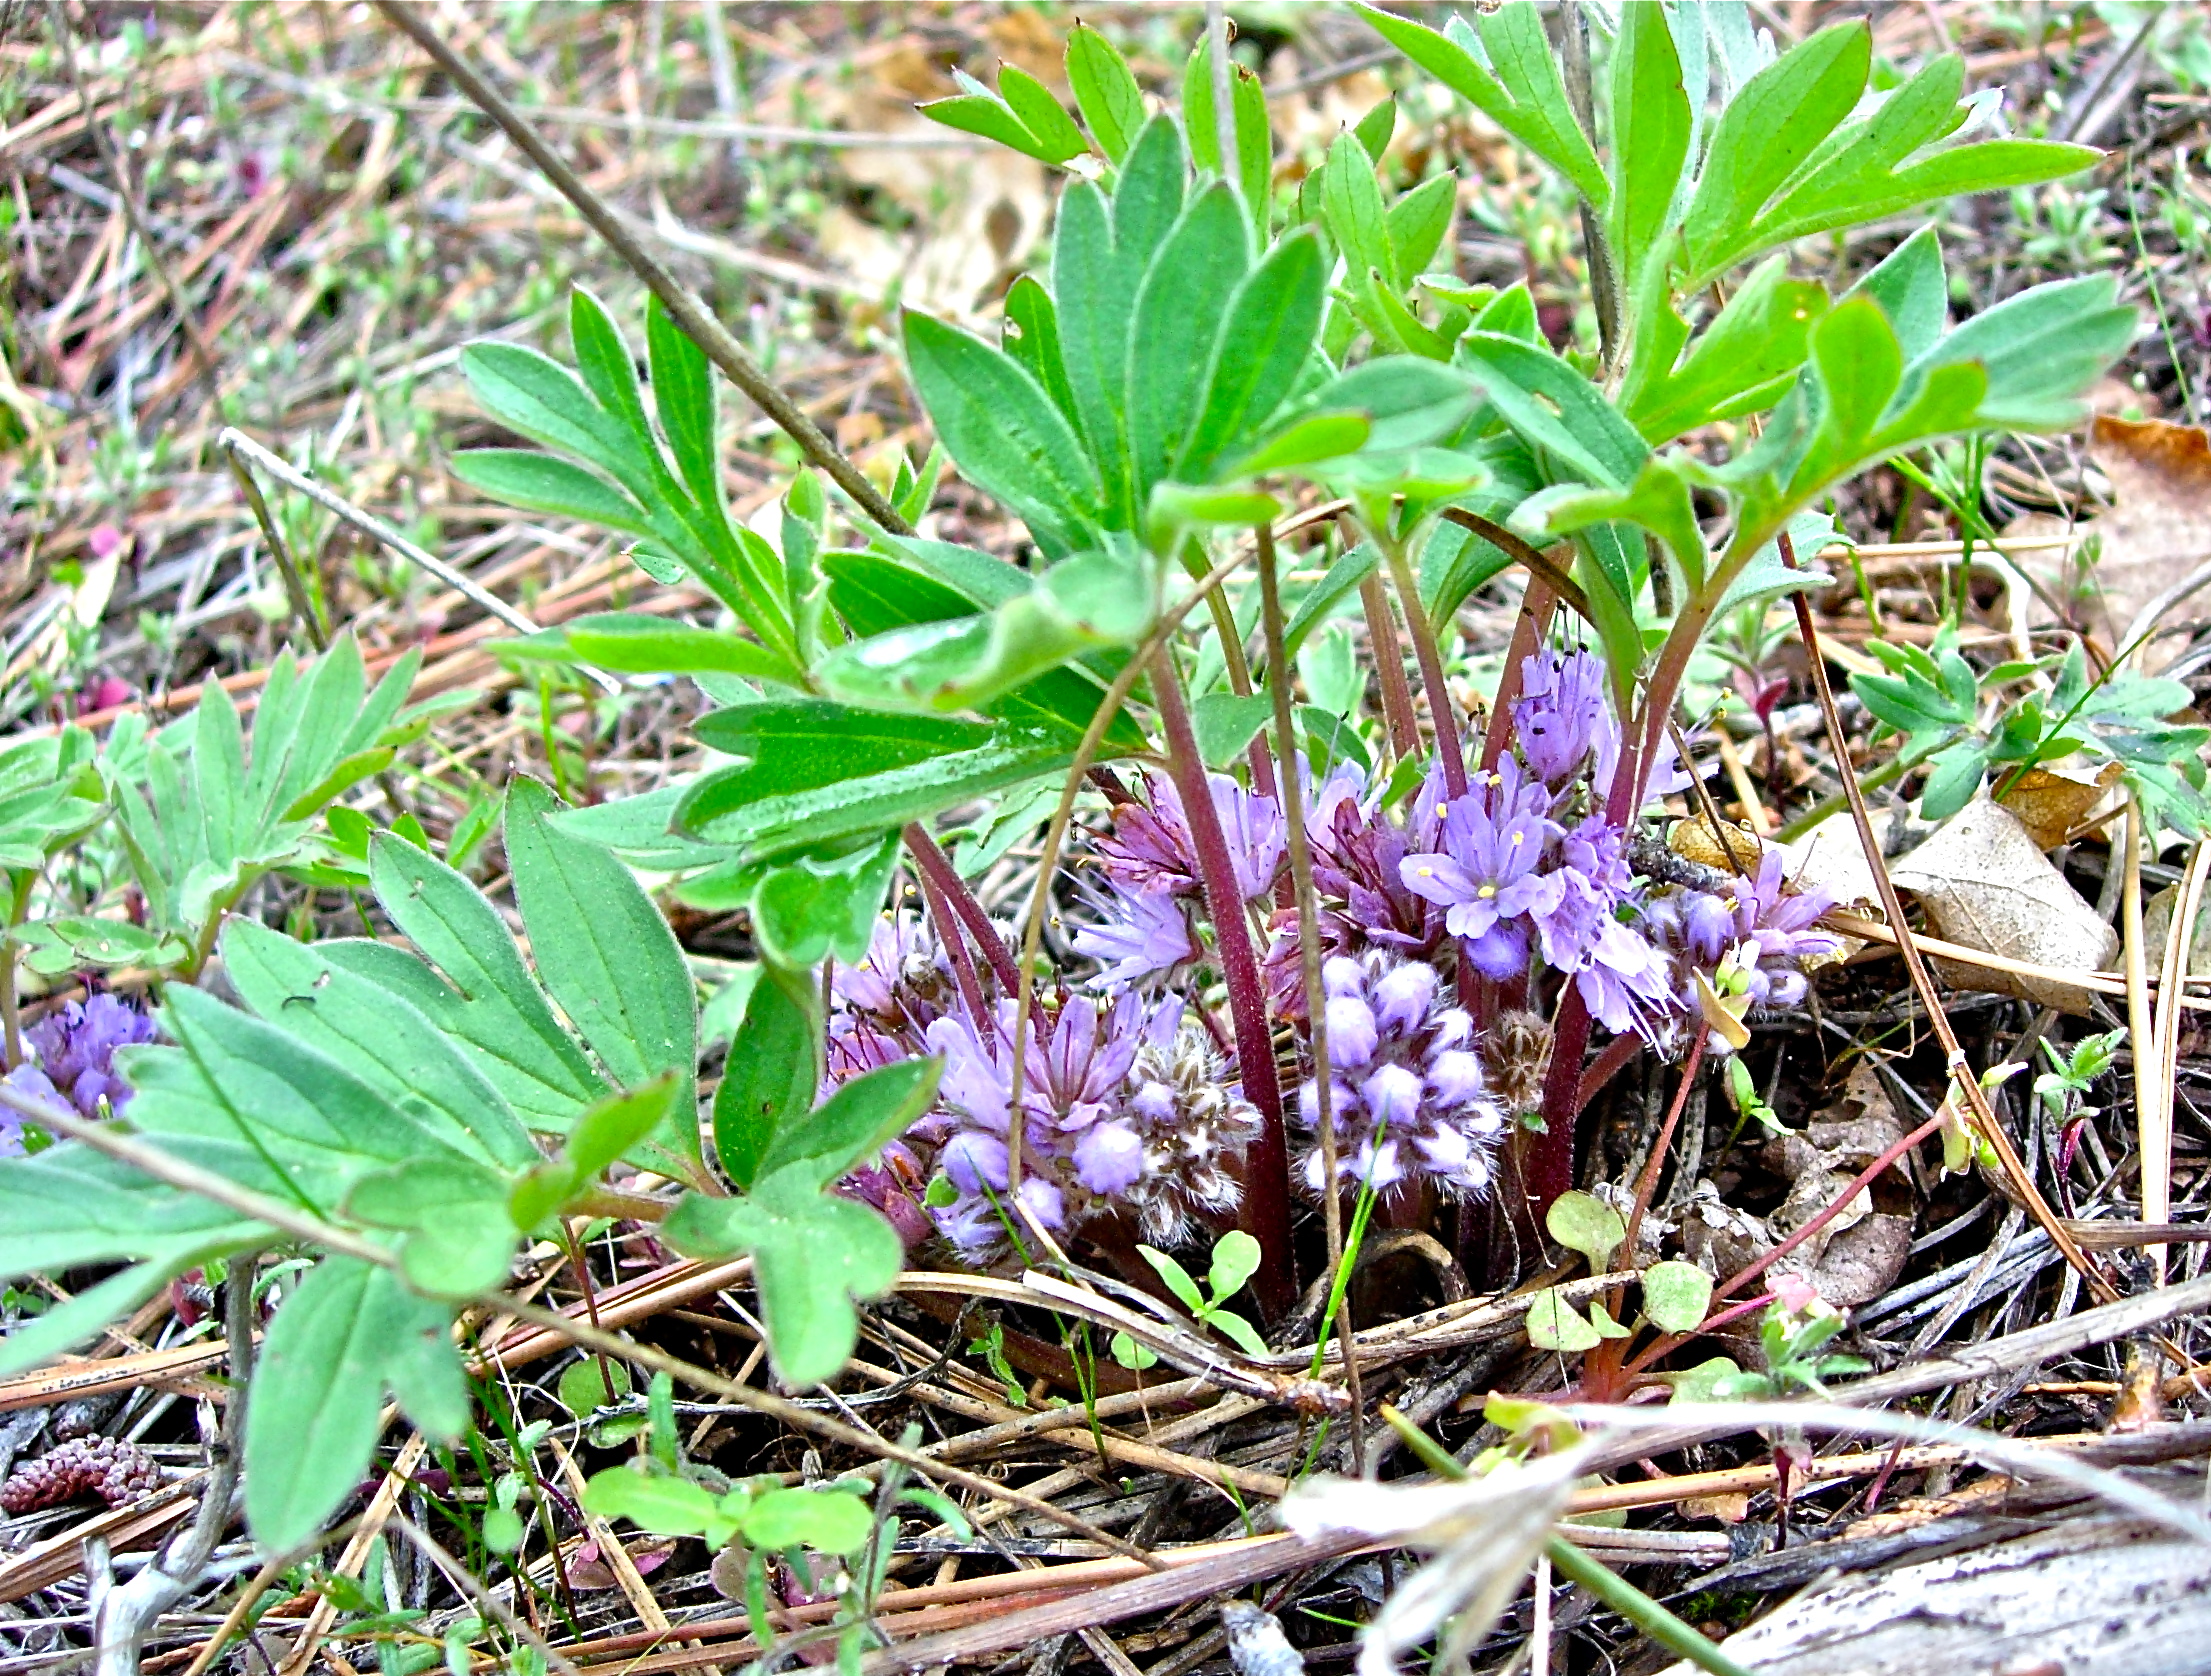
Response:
[[369, 0, 909, 534]]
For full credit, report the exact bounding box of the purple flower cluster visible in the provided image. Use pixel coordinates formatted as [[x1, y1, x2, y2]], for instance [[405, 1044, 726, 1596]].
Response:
[[1641, 849, 1840, 1052], [1296, 953, 1504, 1198], [1, 993, 155, 1154], [918, 992, 1258, 1257], [818, 644, 1838, 1259], [1401, 656, 1677, 1036]]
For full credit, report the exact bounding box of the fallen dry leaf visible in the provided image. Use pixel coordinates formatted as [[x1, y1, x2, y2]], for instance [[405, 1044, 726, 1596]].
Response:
[[1887, 798, 2118, 1015], [1996, 760, 2122, 850], [2015, 414, 2211, 671]]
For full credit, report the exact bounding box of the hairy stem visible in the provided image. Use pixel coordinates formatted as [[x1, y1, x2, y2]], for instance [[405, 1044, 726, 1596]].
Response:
[[1151, 648, 1295, 1320], [1380, 534, 1466, 799], [904, 824, 1023, 997], [1259, 526, 1361, 1456], [1360, 571, 1421, 767]]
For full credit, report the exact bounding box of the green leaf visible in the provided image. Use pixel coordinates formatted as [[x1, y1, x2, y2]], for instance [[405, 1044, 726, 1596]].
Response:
[[1640, 1260, 1714, 1335], [713, 968, 821, 1191], [567, 1077, 684, 1181], [583, 1466, 744, 1547], [1138, 1245, 1205, 1314], [917, 90, 1044, 157], [1607, 0, 1690, 300], [558, 1356, 634, 1415], [741, 1487, 875, 1556], [677, 703, 1097, 862], [1919, 739, 1990, 819], [902, 312, 1102, 559], [1524, 1287, 1602, 1354], [460, 342, 641, 487], [1354, 4, 1607, 207], [448, 450, 649, 535], [0, 1143, 262, 1284], [1206, 1229, 1262, 1303], [1665, 1357, 1746, 1403], [245, 1256, 465, 1550], [1175, 232, 1325, 485], [751, 832, 902, 970], [1385, 175, 1456, 290], [346, 836, 607, 1131], [663, 1184, 904, 1385], [505, 779, 700, 1170], [998, 64, 1088, 166], [1682, 23, 1869, 283], [817, 550, 1151, 718], [1191, 692, 1275, 770], [756, 1055, 942, 1193], [1067, 23, 1144, 163], [221, 920, 537, 1170], [1129, 185, 1252, 499], [513, 614, 792, 682], [1545, 1190, 1626, 1271], [829, 547, 1145, 750], [1911, 275, 2133, 432], [1622, 256, 1829, 444]]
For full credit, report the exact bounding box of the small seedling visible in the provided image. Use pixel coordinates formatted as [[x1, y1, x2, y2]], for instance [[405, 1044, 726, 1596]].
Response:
[[1110, 1231, 1270, 1369]]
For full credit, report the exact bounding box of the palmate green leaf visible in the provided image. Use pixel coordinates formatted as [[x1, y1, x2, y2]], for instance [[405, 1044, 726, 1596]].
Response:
[[1384, 173, 1456, 290], [245, 1255, 468, 1551], [222, 920, 538, 1171], [826, 548, 1146, 750], [902, 312, 1103, 559], [1523, 453, 1708, 597], [919, 66, 1086, 166], [505, 780, 700, 1171], [675, 703, 1098, 862], [713, 967, 820, 1192], [1067, 22, 1144, 164], [999, 64, 1089, 167], [1354, 4, 1606, 208], [663, 1181, 903, 1387], [341, 834, 608, 1130], [460, 341, 643, 487]]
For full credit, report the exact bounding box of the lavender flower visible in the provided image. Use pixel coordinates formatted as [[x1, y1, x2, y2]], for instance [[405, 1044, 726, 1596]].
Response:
[[1295, 953, 1505, 1200], [1096, 770, 1284, 904], [1512, 648, 1611, 786], [1643, 849, 1839, 1050], [918, 991, 1259, 1258], [1399, 796, 1560, 980], [8, 995, 155, 1124], [1071, 884, 1197, 989]]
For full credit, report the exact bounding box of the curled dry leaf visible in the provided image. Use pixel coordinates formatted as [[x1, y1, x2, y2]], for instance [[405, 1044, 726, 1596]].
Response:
[[1996, 761, 2122, 850], [2015, 414, 2211, 672], [1886, 798, 2118, 1015]]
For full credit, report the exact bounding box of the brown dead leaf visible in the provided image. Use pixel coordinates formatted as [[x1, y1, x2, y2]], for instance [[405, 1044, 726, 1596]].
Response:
[[2017, 414, 2211, 671], [1670, 812, 1764, 873], [1996, 761, 2122, 850], [1887, 799, 2118, 1015]]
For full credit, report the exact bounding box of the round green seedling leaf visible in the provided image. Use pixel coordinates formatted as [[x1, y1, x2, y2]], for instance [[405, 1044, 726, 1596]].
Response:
[[1641, 1260, 1715, 1335], [559, 1356, 634, 1416], [741, 1486, 874, 1555], [1207, 1230, 1263, 1303], [1524, 1287, 1602, 1353], [1545, 1190, 1626, 1271]]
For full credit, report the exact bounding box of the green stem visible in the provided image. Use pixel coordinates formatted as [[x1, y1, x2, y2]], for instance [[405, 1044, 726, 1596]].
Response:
[[1775, 752, 1909, 843], [1543, 1535, 1758, 1676], [1379, 530, 1467, 799]]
